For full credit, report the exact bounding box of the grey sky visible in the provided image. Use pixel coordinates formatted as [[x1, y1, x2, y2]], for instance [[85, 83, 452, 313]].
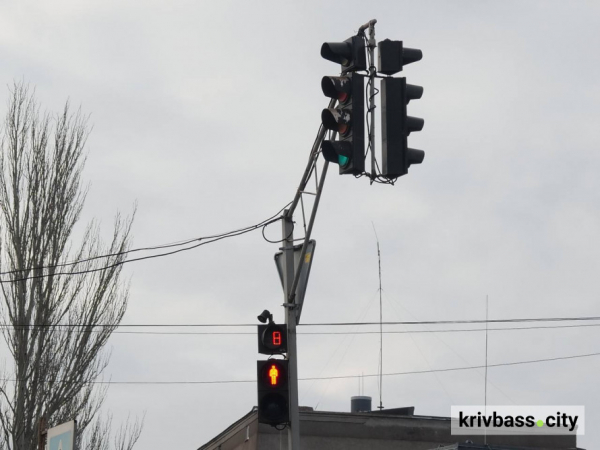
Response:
[[1, 0, 600, 448]]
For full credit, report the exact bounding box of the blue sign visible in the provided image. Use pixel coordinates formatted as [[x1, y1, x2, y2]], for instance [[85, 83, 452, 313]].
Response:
[[47, 420, 75, 450]]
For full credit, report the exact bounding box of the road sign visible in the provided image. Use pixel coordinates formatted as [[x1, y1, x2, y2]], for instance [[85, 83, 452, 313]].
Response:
[[47, 420, 76, 450], [274, 240, 316, 323]]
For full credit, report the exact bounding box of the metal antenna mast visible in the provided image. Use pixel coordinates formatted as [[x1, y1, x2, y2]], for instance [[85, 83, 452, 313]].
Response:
[[372, 223, 384, 410]]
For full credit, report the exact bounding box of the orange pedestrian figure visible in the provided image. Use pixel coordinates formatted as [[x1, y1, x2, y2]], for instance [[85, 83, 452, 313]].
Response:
[[269, 365, 279, 385]]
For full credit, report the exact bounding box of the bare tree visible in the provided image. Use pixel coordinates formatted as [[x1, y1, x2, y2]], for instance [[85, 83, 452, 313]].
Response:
[[0, 82, 142, 450]]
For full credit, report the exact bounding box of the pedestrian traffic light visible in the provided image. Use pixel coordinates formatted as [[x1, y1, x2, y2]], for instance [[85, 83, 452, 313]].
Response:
[[321, 35, 366, 73], [320, 73, 365, 175], [257, 360, 289, 425], [380, 76, 425, 179], [377, 39, 422, 76], [258, 324, 288, 355]]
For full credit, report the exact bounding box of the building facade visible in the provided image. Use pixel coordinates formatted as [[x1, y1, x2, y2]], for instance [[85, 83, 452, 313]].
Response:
[[198, 406, 582, 450]]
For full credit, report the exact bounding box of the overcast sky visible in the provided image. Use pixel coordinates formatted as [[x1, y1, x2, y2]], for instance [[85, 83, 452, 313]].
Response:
[[1, 0, 600, 449]]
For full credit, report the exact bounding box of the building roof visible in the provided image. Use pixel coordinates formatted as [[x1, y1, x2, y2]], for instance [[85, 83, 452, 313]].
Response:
[[199, 408, 582, 450]]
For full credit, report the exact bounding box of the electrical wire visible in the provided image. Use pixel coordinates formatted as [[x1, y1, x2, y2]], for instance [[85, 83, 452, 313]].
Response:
[[4, 351, 599, 385], [104, 323, 600, 335], [359, 33, 395, 186], [0, 202, 293, 284], [3, 316, 600, 330], [0, 235, 202, 276], [300, 316, 600, 327], [261, 221, 295, 244]]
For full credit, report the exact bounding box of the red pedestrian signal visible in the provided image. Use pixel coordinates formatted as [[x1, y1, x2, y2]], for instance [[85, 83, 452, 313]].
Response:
[[256, 313, 289, 426], [257, 360, 289, 426], [259, 360, 287, 388], [269, 364, 280, 385]]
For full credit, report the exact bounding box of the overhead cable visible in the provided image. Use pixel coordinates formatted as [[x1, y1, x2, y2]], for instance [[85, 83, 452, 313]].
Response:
[[0, 202, 292, 284], [4, 351, 598, 385], [4, 315, 600, 329]]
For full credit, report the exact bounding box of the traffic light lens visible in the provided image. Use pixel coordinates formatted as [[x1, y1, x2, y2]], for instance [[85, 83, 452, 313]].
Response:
[[339, 155, 350, 167], [260, 360, 287, 388], [338, 123, 349, 134], [321, 42, 352, 66], [269, 364, 280, 386], [259, 393, 288, 423], [321, 76, 352, 103]]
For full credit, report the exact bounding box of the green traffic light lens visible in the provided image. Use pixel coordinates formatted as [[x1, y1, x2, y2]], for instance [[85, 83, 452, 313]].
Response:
[[339, 155, 350, 168]]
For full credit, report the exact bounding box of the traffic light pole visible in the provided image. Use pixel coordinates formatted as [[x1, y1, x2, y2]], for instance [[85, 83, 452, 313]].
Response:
[[273, 18, 424, 450], [281, 211, 300, 450], [280, 20, 377, 450]]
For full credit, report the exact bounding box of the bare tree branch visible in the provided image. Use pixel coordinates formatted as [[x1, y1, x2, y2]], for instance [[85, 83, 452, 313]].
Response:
[[0, 81, 142, 450]]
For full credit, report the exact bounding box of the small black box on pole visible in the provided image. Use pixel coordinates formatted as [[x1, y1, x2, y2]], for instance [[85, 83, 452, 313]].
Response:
[[257, 324, 288, 355]]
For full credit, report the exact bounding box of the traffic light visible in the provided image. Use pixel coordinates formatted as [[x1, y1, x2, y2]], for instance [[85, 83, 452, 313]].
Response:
[[257, 359, 289, 425], [377, 40, 424, 179], [380, 77, 424, 178], [320, 73, 365, 175], [258, 324, 288, 355], [321, 35, 366, 73], [377, 39, 422, 76]]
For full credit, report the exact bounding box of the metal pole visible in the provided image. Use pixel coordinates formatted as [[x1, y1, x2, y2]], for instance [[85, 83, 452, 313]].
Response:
[[282, 211, 300, 450], [38, 416, 47, 450], [367, 21, 377, 182], [281, 21, 378, 448], [288, 153, 332, 305], [287, 99, 335, 218]]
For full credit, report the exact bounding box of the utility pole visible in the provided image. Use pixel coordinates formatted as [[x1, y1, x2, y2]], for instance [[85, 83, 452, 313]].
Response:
[[281, 210, 300, 450]]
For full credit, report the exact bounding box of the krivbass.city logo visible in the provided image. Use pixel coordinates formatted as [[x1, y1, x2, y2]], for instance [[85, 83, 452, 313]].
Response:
[[450, 406, 584, 436]]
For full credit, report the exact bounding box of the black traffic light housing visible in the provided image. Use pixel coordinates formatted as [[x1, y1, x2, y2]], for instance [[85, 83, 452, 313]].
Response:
[[377, 39, 422, 76], [321, 73, 365, 175], [321, 35, 367, 73], [381, 77, 425, 178], [257, 359, 289, 426], [258, 324, 288, 355]]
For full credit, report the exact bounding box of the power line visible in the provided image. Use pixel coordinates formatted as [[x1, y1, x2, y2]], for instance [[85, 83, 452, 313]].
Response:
[[0, 202, 292, 284], [103, 323, 600, 335], [301, 351, 600, 382], [5, 351, 598, 385], [4, 315, 600, 329], [0, 235, 203, 277], [300, 316, 600, 327], [4, 322, 599, 336]]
